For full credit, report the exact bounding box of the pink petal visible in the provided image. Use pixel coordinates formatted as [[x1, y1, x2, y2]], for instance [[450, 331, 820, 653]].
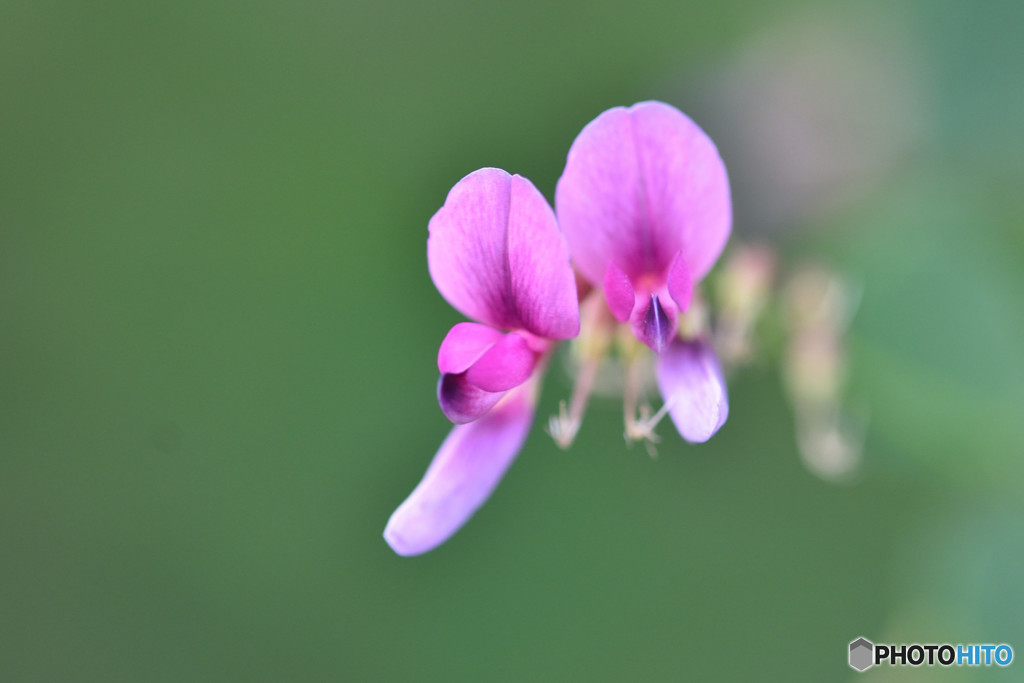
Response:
[[464, 332, 536, 392], [666, 251, 693, 314], [384, 382, 536, 556], [555, 101, 731, 287], [437, 327, 538, 422], [438, 322, 505, 375], [437, 372, 505, 425], [427, 168, 580, 339], [655, 339, 729, 443], [603, 261, 635, 322]]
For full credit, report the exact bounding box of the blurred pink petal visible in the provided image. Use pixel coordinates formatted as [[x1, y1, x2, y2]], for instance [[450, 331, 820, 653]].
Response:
[[666, 251, 693, 313], [656, 339, 729, 442], [603, 261, 635, 322], [384, 384, 536, 556], [427, 168, 579, 339]]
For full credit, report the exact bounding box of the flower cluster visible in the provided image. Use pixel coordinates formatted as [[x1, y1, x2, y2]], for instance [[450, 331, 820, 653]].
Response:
[[385, 102, 733, 556]]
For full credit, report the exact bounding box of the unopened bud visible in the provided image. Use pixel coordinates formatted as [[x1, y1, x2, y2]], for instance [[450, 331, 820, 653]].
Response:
[[715, 244, 776, 365], [795, 410, 863, 482], [784, 331, 846, 407], [784, 264, 853, 334], [575, 290, 616, 361], [677, 291, 709, 341], [780, 261, 864, 483], [719, 245, 776, 317]]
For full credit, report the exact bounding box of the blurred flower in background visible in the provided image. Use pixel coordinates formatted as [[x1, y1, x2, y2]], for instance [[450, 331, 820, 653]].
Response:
[[780, 263, 864, 481], [683, 6, 928, 236]]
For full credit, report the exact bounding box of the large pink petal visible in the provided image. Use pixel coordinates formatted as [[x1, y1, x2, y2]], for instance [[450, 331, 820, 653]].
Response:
[[427, 168, 580, 339], [555, 101, 731, 286], [384, 382, 536, 556], [655, 339, 729, 443]]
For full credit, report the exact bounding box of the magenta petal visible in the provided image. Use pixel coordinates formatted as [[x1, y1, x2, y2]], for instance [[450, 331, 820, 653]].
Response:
[[556, 101, 731, 286], [438, 373, 505, 425], [655, 339, 729, 443], [384, 383, 536, 556], [666, 251, 693, 314], [437, 329, 536, 422], [427, 168, 580, 339], [465, 332, 536, 392], [603, 261, 635, 322], [505, 174, 581, 339], [438, 322, 505, 375]]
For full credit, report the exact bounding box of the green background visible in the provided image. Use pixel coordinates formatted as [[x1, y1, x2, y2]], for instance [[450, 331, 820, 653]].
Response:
[[3, 0, 1022, 680]]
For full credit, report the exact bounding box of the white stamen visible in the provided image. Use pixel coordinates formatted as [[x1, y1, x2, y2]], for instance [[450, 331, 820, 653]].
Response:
[[547, 400, 579, 450], [621, 350, 675, 458], [547, 350, 601, 450]]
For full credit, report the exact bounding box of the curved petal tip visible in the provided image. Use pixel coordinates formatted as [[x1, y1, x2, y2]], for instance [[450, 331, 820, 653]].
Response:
[[385, 385, 536, 556], [656, 339, 729, 443]]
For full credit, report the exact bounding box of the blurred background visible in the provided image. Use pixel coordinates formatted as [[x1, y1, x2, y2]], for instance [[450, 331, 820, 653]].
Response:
[[2, 0, 1022, 680]]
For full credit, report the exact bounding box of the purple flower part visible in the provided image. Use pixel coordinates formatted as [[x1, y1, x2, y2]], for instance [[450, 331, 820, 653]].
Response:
[[655, 339, 729, 443], [624, 283, 679, 354], [384, 381, 536, 556], [555, 101, 731, 288], [437, 372, 505, 425], [428, 168, 580, 340], [638, 294, 673, 354], [436, 323, 541, 423]]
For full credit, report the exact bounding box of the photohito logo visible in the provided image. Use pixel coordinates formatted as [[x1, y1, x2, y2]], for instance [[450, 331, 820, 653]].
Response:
[[849, 637, 1013, 672]]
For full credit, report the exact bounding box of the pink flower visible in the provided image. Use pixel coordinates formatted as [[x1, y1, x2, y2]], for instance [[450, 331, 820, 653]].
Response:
[[554, 102, 732, 444], [384, 168, 579, 556], [385, 102, 734, 556]]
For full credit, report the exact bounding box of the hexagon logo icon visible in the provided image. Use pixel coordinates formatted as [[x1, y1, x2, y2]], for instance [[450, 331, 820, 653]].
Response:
[[849, 637, 874, 671]]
